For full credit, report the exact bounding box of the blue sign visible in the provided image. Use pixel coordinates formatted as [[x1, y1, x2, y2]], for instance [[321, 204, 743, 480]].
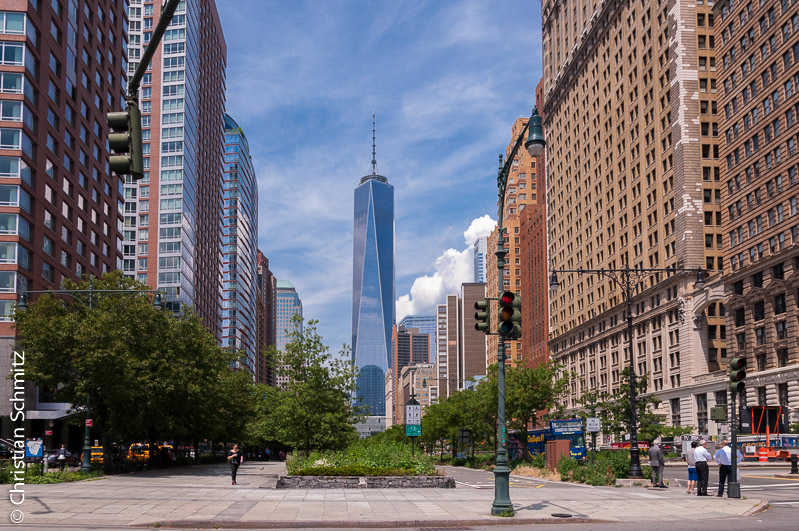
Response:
[[25, 438, 43, 458]]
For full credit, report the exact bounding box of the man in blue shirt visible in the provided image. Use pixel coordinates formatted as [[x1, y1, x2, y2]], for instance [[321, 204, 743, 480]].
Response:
[[713, 439, 744, 497]]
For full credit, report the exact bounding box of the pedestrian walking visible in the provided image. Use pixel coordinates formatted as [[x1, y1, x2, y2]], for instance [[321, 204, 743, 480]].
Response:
[[649, 440, 667, 487], [57, 444, 67, 470], [694, 440, 713, 496], [686, 441, 698, 495], [227, 444, 243, 485], [713, 439, 744, 497]]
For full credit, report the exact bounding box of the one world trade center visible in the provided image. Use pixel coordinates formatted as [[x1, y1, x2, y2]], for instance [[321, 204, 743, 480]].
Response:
[[352, 116, 395, 417]]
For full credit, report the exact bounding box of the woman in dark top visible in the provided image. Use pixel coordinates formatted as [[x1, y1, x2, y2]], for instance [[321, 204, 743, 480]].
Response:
[[227, 444, 243, 485]]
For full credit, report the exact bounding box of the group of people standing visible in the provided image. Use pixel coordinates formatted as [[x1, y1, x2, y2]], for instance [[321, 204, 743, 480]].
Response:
[[649, 439, 744, 496], [685, 439, 744, 497]]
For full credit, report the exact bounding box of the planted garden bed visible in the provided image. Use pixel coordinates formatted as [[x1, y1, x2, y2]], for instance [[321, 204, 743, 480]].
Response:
[[279, 440, 454, 488]]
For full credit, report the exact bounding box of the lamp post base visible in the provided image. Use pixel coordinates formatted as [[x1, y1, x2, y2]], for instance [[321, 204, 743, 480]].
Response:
[[728, 481, 741, 499], [628, 448, 643, 479], [491, 464, 514, 516]]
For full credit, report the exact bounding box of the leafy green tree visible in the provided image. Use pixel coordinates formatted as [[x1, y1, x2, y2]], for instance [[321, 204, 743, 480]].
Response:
[[13, 271, 253, 468], [420, 401, 453, 457], [505, 362, 569, 459], [249, 317, 359, 456], [594, 369, 663, 443]]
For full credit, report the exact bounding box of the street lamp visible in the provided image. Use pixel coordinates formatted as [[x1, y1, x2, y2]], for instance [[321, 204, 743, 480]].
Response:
[[549, 263, 705, 478], [16, 277, 164, 472], [491, 107, 545, 516]]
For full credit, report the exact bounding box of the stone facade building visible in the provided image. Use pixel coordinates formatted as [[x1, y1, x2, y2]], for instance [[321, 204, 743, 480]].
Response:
[[716, 0, 799, 425], [542, 0, 728, 439]]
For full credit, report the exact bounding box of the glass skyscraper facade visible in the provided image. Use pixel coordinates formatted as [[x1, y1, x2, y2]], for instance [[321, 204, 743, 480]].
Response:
[[221, 114, 257, 375], [352, 166, 394, 417], [275, 279, 302, 387], [124, 0, 226, 336]]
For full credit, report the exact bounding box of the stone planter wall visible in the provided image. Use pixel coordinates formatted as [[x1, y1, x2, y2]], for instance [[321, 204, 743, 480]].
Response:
[[276, 475, 455, 489]]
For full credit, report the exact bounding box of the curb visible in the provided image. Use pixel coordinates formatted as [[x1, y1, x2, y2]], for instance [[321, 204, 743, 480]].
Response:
[[135, 517, 612, 529], [742, 499, 770, 517], [774, 474, 799, 479]]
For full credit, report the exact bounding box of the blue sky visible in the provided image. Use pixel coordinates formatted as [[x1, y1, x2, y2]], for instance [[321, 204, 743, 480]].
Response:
[[216, 0, 543, 354]]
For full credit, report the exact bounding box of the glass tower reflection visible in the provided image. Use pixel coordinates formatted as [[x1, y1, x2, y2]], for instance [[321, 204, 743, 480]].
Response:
[[352, 158, 395, 417]]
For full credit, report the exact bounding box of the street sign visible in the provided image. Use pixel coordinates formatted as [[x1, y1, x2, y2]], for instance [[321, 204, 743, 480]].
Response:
[[405, 424, 421, 437], [586, 417, 601, 432], [406, 404, 421, 425], [86, 419, 93, 427], [25, 439, 43, 459]]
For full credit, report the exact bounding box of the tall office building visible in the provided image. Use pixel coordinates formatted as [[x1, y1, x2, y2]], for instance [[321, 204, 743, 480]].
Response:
[[123, 0, 226, 337], [275, 279, 302, 387], [473, 236, 487, 282], [221, 114, 258, 375], [255, 250, 276, 385], [717, 0, 799, 423], [486, 117, 542, 366], [389, 325, 430, 424], [519, 80, 550, 369], [0, 0, 128, 437], [435, 283, 487, 399], [352, 117, 395, 417], [398, 314, 436, 363], [542, 0, 727, 437]]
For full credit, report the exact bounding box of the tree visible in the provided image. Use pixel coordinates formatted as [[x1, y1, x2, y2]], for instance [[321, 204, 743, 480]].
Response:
[[594, 369, 663, 443], [13, 271, 253, 468], [505, 362, 569, 459], [249, 317, 359, 456]]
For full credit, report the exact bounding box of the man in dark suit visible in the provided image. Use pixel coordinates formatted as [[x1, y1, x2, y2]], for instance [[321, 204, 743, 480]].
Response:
[[649, 441, 666, 487]]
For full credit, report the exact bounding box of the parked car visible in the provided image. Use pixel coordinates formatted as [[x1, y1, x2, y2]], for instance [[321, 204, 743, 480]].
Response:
[[45, 449, 79, 467], [0, 438, 13, 458]]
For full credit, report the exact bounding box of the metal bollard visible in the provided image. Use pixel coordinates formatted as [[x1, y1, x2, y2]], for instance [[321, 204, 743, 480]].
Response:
[[791, 453, 798, 475]]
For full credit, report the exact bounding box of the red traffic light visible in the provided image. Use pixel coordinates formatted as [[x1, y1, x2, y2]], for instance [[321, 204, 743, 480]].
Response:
[[499, 291, 515, 306]]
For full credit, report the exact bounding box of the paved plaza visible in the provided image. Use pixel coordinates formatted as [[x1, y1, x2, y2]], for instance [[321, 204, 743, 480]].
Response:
[[1, 461, 767, 528]]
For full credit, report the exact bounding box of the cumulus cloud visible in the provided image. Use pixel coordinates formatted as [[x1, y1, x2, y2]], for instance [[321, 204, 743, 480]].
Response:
[[396, 215, 496, 320], [464, 214, 496, 246]]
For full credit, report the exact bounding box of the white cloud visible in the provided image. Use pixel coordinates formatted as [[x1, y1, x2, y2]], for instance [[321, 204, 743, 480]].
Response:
[[463, 214, 496, 246], [396, 215, 496, 320]]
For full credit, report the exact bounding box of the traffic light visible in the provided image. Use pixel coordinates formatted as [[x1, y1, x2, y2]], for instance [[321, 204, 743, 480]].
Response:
[[474, 299, 490, 333], [107, 98, 143, 179], [498, 291, 521, 339], [730, 357, 746, 393]]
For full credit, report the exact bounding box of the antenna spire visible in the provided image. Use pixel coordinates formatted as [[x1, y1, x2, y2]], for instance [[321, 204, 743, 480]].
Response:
[[371, 111, 377, 175]]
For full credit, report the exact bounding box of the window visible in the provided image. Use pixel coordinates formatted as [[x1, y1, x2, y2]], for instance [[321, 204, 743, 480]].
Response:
[[755, 326, 766, 345], [776, 321, 788, 339]]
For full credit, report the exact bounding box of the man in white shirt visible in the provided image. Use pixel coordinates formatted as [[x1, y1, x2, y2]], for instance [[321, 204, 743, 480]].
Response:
[[693, 440, 713, 496], [713, 439, 744, 497]]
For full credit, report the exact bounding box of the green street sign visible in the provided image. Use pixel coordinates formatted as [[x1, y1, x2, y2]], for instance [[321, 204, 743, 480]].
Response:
[[406, 424, 421, 437]]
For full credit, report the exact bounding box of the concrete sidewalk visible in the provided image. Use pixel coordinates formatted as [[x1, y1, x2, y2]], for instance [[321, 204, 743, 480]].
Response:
[[1, 462, 767, 528]]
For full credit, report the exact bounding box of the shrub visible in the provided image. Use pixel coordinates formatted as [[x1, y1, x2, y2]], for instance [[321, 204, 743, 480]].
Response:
[[287, 439, 436, 476], [556, 450, 652, 486], [530, 453, 546, 470], [296, 465, 420, 476], [0, 461, 102, 484]]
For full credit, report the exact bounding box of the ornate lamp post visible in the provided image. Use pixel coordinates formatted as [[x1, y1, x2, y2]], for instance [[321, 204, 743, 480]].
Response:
[[549, 264, 705, 478], [491, 107, 545, 516], [17, 278, 164, 472]]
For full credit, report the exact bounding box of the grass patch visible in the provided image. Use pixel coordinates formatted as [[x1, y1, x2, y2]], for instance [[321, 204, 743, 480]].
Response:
[[287, 439, 437, 476]]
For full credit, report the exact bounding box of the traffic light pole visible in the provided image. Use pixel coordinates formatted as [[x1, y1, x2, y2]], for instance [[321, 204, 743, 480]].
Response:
[[729, 389, 741, 498], [550, 263, 706, 479]]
